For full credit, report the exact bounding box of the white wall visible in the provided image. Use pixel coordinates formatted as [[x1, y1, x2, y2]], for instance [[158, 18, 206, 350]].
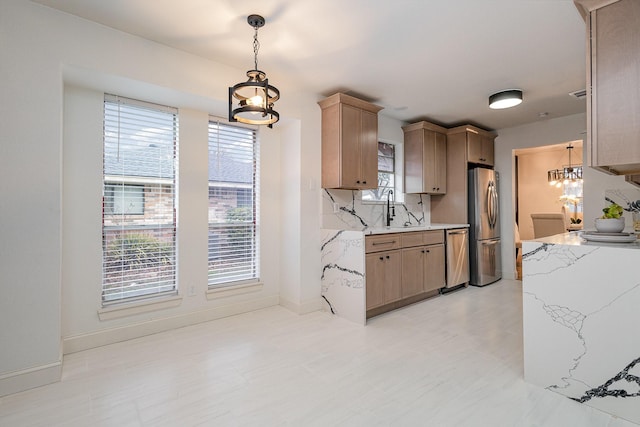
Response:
[[0, 0, 317, 395], [495, 112, 636, 279], [61, 85, 284, 344]]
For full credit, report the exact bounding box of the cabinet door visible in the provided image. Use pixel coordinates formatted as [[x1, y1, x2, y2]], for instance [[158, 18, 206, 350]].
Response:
[[360, 110, 379, 189], [590, 0, 640, 173], [383, 250, 402, 304], [467, 131, 494, 166], [434, 131, 447, 193], [366, 253, 385, 309], [467, 131, 483, 164], [481, 135, 494, 166], [424, 244, 446, 293], [405, 128, 446, 194], [340, 104, 362, 188], [404, 129, 424, 194], [422, 130, 438, 193], [401, 246, 425, 298]]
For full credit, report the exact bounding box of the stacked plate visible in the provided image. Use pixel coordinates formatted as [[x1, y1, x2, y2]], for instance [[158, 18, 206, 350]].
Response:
[[581, 231, 638, 243]]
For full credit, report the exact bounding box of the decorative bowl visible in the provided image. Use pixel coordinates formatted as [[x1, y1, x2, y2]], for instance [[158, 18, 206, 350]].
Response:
[[594, 217, 625, 233]]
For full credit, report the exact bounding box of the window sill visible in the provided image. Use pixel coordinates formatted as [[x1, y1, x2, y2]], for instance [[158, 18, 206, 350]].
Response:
[[98, 295, 183, 321], [206, 281, 263, 300]]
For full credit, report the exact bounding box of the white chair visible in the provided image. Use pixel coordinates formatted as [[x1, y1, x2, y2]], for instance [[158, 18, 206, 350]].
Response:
[[531, 213, 566, 238]]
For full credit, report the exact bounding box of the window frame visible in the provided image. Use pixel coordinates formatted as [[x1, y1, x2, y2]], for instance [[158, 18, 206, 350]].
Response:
[[362, 140, 399, 203], [101, 94, 178, 306], [207, 118, 260, 288]]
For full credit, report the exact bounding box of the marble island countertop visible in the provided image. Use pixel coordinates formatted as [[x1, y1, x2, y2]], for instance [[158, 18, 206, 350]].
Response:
[[522, 231, 640, 424], [530, 230, 640, 250], [365, 223, 469, 235]]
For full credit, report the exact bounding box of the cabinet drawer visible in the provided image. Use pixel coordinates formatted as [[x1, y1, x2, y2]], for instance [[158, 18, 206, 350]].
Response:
[[365, 234, 400, 253], [423, 230, 444, 245], [401, 232, 424, 248], [401, 230, 444, 248]]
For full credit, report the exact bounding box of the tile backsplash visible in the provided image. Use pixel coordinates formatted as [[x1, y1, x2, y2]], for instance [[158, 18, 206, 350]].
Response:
[[321, 189, 429, 230]]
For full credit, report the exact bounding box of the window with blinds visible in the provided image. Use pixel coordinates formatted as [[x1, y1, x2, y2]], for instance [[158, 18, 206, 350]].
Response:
[[208, 119, 259, 287], [102, 94, 178, 304], [362, 142, 396, 202]]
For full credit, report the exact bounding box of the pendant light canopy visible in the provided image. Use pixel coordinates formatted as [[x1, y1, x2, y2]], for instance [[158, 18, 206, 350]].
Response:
[[489, 89, 523, 109], [229, 14, 280, 128]]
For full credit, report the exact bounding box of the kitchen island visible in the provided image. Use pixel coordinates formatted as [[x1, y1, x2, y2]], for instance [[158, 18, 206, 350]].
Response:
[[321, 224, 468, 325], [522, 232, 640, 425]]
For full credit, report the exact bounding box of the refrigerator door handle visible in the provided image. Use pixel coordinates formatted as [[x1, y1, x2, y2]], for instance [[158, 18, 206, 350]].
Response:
[[487, 181, 497, 228], [491, 183, 498, 228], [486, 181, 493, 228]]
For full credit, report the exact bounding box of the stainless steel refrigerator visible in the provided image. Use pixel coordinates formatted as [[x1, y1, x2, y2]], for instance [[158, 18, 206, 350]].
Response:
[[468, 168, 502, 286]]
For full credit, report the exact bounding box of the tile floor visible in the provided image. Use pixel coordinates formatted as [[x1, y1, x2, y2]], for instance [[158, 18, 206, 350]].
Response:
[[0, 279, 636, 426]]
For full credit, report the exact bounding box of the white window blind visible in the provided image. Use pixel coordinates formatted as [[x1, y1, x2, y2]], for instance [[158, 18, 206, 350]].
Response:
[[102, 94, 178, 304], [362, 142, 395, 201], [207, 119, 259, 287]]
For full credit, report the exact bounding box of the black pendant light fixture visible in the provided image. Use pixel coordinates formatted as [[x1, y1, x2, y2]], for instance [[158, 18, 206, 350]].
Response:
[[489, 89, 523, 109], [547, 144, 583, 187], [228, 14, 280, 128]]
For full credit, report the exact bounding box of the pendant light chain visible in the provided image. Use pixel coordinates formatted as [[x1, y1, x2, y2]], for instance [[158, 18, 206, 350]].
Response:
[[253, 25, 260, 71], [228, 14, 280, 127]]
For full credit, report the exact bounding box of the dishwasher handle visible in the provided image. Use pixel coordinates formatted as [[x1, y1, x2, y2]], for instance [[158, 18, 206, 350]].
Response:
[[447, 229, 468, 235]]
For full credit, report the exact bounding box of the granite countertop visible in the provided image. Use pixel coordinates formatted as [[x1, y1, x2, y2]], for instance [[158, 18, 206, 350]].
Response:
[[528, 230, 640, 250], [365, 223, 469, 235]]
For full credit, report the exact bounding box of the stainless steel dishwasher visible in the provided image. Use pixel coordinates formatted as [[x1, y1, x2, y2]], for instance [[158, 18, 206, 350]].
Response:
[[445, 228, 470, 289]]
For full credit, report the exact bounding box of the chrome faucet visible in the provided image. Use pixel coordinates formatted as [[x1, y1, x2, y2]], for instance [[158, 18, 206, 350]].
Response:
[[386, 190, 395, 227]]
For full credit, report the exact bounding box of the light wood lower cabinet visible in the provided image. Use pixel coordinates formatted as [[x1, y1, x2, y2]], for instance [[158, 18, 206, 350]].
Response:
[[365, 230, 445, 316], [365, 250, 401, 309], [423, 244, 445, 293], [401, 244, 445, 297]]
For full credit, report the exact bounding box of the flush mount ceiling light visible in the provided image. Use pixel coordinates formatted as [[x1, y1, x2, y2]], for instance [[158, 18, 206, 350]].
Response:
[[489, 89, 523, 109], [228, 14, 280, 128]]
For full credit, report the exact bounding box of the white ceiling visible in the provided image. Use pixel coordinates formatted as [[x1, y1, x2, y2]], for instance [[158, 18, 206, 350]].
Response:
[[32, 0, 588, 131]]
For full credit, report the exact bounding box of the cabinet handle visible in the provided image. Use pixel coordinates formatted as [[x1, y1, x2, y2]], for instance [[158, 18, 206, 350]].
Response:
[[379, 256, 384, 261], [386, 255, 390, 259], [363, 181, 367, 184], [426, 249, 430, 253], [372, 241, 396, 246]]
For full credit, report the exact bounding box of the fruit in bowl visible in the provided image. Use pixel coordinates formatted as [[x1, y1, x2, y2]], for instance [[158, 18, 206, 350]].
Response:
[[595, 203, 625, 233]]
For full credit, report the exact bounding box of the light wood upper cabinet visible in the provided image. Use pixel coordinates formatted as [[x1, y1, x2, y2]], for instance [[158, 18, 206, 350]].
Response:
[[467, 131, 495, 166], [580, 0, 640, 174], [430, 125, 496, 225], [403, 121, 448, 194], [318, 93, 383, 189]]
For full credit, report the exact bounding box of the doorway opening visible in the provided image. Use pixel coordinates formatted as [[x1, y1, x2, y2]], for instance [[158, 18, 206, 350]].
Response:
[[512, 141, 583, 280]]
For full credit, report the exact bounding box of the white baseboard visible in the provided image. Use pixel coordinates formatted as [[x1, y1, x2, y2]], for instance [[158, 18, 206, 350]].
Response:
[[63, 294, 279, 354], [279, 296, 323, 314], [0, 360, 62, 397]]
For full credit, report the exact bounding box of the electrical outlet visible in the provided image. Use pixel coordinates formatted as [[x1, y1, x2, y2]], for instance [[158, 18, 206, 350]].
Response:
[[333, 203, 340, 213], [188, 285, 196, 297]]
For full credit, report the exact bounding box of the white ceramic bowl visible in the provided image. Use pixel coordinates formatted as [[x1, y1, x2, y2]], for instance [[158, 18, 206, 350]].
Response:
[[594, 217, 625, 233]]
